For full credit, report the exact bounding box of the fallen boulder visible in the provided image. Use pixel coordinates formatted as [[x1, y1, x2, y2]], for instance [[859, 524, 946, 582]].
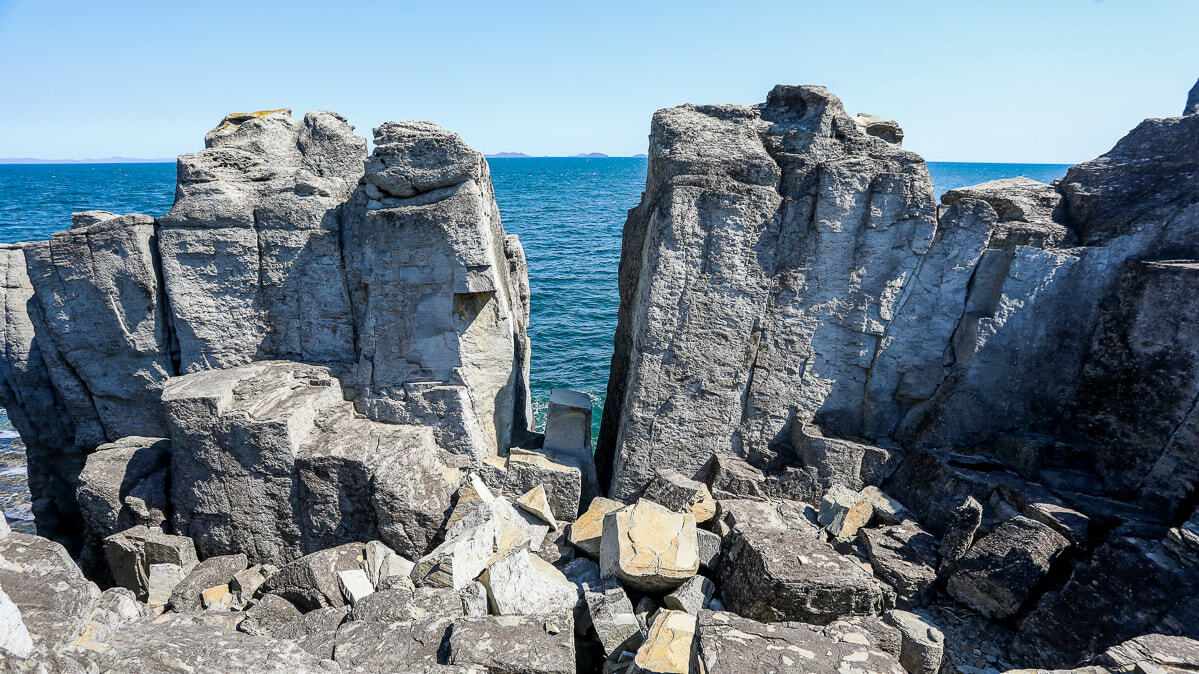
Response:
[[599, 499, 699, 592], [446, 614, 576, 674], [947, 516, 1070, 620]]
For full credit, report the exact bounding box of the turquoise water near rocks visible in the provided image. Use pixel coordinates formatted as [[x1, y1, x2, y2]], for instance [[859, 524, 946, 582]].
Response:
[[0, 159, 1071, 530]]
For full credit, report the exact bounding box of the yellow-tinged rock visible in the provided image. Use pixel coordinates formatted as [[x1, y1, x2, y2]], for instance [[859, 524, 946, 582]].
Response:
[[516, 484, 559, 530], [568, 497, 625, 558], [599, 499, 699, 592], [446, 473, 497, 531], [200, 584, 230, 609], [635, 609, 697, 674]]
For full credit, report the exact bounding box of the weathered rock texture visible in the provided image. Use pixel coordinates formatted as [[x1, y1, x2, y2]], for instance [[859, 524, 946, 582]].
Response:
[[0, 109, 531, 562]]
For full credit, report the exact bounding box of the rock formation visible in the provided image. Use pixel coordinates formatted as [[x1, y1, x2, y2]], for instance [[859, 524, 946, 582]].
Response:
[[2, 81, 1199, 673]]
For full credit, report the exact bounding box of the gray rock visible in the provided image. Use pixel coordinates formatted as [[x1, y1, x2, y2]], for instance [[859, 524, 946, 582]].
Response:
[[332, 615, 454, 671], [71, 586, 147, 652], [859, 521, 940, 608], [713, 497, 818, 538], [273, 605, 349, 660], [947, 516, 1070, 620], [76, 437, 171, 561], [163, 362, 458, 564], [598, 85, 938, 499], [485, 447, 585, 521], [260, 542, 365, 611], [818, 484, 873, 539], [939, 496, 983, 575], [1095, 633, 1199, 670], [230, 564, 273, 604], [480, 548, 577, 616], [348, 586, 462, 623], [719, 522, 884, 624], [0, 587, 33, 658], [0, 532, 100, 652], [884, 610, 945, 674], [336, 568, 374, 606], [583, 578, 641, 656], [446, 614, 575, 673], [641, 468, 716, 524], [145, 563, 185, 606], [662, 575, 715, 615], [459, 580, 489, 617], [544, 388, 600, 506], [860, 486, 908, 525], [696, 609, 906, 674], [341, 120, 532, 462], [103, 525, 197, 601], [697, 529, 721, 571], [704, 454, 769, 499], [237, 593, 303, 638], [86, 613, 332, 672], [168, 553, 247, 612], [792, 424, 903, 492]]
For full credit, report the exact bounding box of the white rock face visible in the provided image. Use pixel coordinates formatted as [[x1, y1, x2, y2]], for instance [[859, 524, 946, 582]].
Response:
[[0, 586, 34, 658], [480, 548, 577, 616]]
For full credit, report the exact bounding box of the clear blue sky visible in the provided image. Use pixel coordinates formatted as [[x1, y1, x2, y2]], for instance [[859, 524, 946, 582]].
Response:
[[1, 0, 1195, 163]]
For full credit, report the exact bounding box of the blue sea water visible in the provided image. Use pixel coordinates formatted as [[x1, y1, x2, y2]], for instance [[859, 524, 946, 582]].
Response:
[[0, 158, 1070, 529]]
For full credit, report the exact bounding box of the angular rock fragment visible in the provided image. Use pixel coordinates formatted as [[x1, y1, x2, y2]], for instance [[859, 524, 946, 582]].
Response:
[[493, 448, 585, 521], [635, 609, 697, 674], [145, 563, 185, 606], [0, 587, 33, 658], [1095, 633, 1199, 671], [237, 593, 303, 637], [71, 587, 147, 653], [168, 553, 247, 612], [792, 424, 903, 492], [348, 585, 462, 623], [446, 614, 576, 674], [567, 496, 624, 558], [480, 548, 578, 616], [332, 615, 455, 671], [704, 454, 769, 499], [884, 610, 945, 674], [599, 499, 699, 592], [714, 498, 817, 537], [938, 496, 983, 575], [697, 529, 721, 571], [103, 525, 197, 601], [259, 541, 365, 611], [861, 485, 908, 525], [543, 388, 601, 504], [696, 610, 907, 674], [76, 436, 170, 556], [273, 605, 348, 660], [720, 523, 884, 624], [641, 468, 717, 523], [230, 564, 273, 605], [947, 516, 1070, 620], [819, 484, 874, 539], [518, 483, 560, 530], [663, 575, 715, 615], [583, 577, 641, 656], [459, 580, 489, 617], [337, 568, 374, 606], [859, 521, 940, 608]]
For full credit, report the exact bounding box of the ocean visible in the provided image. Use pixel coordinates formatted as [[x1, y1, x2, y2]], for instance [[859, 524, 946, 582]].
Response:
[[0, 159, 1071, 532]]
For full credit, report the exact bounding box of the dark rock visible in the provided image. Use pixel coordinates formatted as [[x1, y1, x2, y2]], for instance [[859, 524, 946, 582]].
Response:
[[102, 525, 197, 601], [445, 614, 576, 673], [75, 437, 170, 561], [947, 516, 1070, 620], [1094, 633, 1199, 670], [791, 424, 903, 492], [332, 616, 454, 671], [238, 593, 303, 638], [260, 542, 365, 611], [939, 496, 983, 575], [348, 586, 463, 623], [273, 605, 349, 660], [859, 521, 940, 608], [640, 468, 716, 523]]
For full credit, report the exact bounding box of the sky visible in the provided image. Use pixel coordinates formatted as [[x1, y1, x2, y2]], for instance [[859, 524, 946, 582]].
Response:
[[0, 0, 1195, 163]]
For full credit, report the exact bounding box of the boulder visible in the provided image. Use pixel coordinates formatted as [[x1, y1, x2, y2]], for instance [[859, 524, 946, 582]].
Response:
[[75, 437, 170, 557], [260, 542, 365, 611], [1094, 633, 1199, 671], [792, 425, 903, 492], [145, 563, 185, 606], [0, 587, 33, 658], [704, 454, 769, 499], [445, 614, 576, 674], [332, 615, 455, 671], [696, 610, 906, 674], [102, 525, 197, 601], [517, 483, 560, 530], [635, 609, 697, 674], [641, 468, 717, 523], [859, 521, 940, 608], [479, 548, 578, 616], [697, 529, 721, 571], [459, 580, 488, 617], [818, 484, 873, 539], [583, 577, 641, 656], [273, 605, 349, 660], [860, 486, 908, 525], [237, 593, 303, 638], [663, 575, 715, 615], [168, 553, 248, 612], [487, 448, 585, 521], [70, 587, 147, 653], [884, 610, 945, 674], [162, 361, 459, 564], [947, 516, 1070, 620], [348, 586, 462, 623], [337, 568, 374, 606], [599, 499, 699, 592], [543, 388, 600, 505], [567, 496, 624, 558], [360, 540, 412, 589], [230, 564, 274, 604], [938, 496, 983, 575], [714, 498, 817, 537], [720, 523, 884, 624]]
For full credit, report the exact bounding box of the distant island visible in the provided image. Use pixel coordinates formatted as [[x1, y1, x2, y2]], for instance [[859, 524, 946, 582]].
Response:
[[573, 152, 609, 158], [0, 156, 175, 164], [483, 152, 532, 158], [633, 153, 648, 158]]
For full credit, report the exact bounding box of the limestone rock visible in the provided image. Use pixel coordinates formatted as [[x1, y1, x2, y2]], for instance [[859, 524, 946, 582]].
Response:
[[446, 614, 576, 673], [633, 610, 696, 674], [237, 593, 303, 638], [76, 437, 170, 559], [714, 498, 818, 537], [103, 525, 197, 601], [480, 548, 577, 616], [720, 523, 884, 624], [697, 529, 721, 571], [568, 496, 624, 559], [0, 587, 33, 658], [273, 605, 348, 660], [348, 585, 462, 623], [163, 361, 458, 564], [518, 483, 560, 530], [412, 517, 505, 591], [641, 468, 717, 523], [884, 610, 945, 674], [819, 485, 873, 539], [663, 575, 715, 615], [793, 425, 903, 492], [543, 388, 600, 505], [332, 615, 454, 671], [696, 609, 906, 674], [260, 542, 365, 611], [0, 532, 101, 652], [938, 496, 983, 574], [145, 563, 184, 606], [583, 577, 641, 656], [599, 499, 699, 592], [860, 486, 908, 525], [71, 587, 147, 653], [947, 516, 1070, 620], [337, 568, 374, 606], [489, 447, 585, 521], [1095, 634, 1199, 671], [230, 564, 273, 605], [598, 85, 939, 499], [459, 580, 489, 617], [859, 521, 939, 608], [360, 540, 412, 589], [168, 553, 247, 612]]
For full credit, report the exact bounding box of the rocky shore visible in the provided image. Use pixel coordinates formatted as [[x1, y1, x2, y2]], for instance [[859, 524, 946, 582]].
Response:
[[0, 80, 1196, 673]]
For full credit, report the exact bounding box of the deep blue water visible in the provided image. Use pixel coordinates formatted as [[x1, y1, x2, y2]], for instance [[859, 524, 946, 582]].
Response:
[[0, 159, 1070, 529]]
